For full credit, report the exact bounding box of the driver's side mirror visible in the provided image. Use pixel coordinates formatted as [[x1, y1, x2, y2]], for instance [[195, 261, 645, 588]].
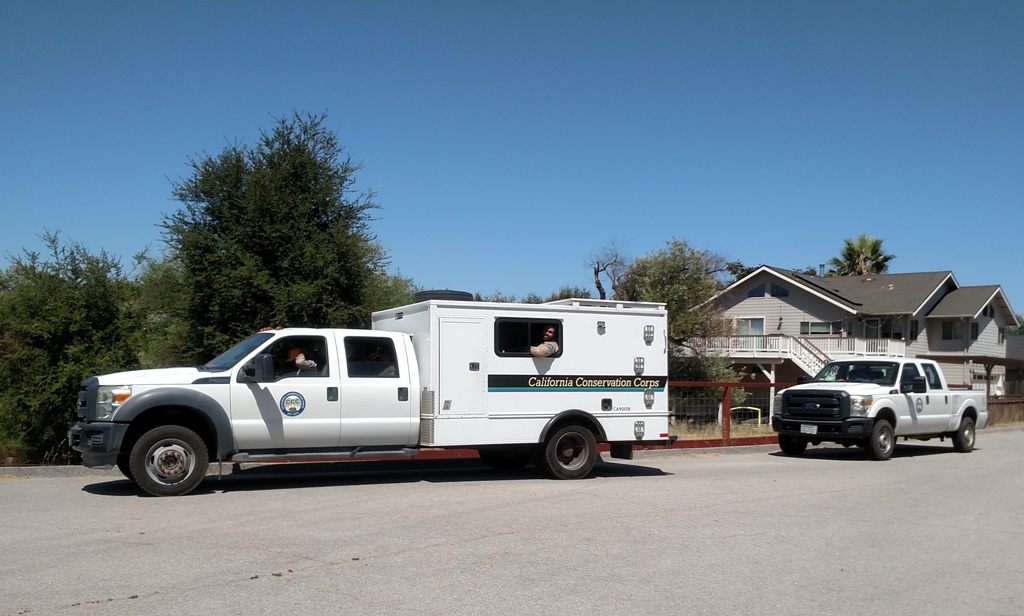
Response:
[[796, 375, 809, 384], [901, 376, 927, 394], [242, 354, 275, 383]]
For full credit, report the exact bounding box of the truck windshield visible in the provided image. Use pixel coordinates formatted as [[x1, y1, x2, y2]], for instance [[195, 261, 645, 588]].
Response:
[[200, 333, 275, 371], [812, 361, 899, 386]]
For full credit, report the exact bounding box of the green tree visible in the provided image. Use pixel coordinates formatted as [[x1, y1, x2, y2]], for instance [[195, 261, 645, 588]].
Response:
[[364, 270, 420, 314], [0, 234, 139, 461], [615, 239, 738, 382], [1008, 313, 1024, 336], [826, 234, 895, 276], [163, 112, 385, 361], [130, 254, 190, 368], [619, 239, 733, 344]]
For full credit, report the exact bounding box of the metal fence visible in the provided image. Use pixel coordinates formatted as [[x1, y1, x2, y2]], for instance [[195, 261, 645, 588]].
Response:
[[666, 381, 795, 447]]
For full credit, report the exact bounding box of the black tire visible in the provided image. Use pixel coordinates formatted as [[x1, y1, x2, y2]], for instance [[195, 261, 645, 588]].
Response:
[[952, 417, 976, 453], [866, 419, 895, 461], [477, 447, 533, 471], [116, 451, 133, 480], [413, 290, 474, 302], [537, 425, 598, 480], [129, 425, 209, 496], [778, 435, 807, 457]]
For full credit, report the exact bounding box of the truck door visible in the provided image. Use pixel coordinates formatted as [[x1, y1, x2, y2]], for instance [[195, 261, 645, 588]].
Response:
[[438, 318, 486, 415], [899, 362, 949, 433], [921, 362, 954, 431], [338, 335, 416, 446], [230, 334, 341, 449]]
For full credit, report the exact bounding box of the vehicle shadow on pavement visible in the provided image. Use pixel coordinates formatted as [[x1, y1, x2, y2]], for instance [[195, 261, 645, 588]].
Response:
[[769, 442, 969, 461], [81, 456, 669, 497]]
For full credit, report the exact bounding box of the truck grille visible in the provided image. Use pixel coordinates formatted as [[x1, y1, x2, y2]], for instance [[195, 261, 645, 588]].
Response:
[[782, 390, 849, 420]]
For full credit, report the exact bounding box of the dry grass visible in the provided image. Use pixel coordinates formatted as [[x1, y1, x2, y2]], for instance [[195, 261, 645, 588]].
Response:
[[669, 421, 774, 441]]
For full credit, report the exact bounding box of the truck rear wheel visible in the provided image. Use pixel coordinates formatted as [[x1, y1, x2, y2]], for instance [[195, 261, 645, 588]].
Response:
[[866, 419, 895, 461], [778, 435, 807, 457], [129, 425, 209, 496], [537, 425, 597, 479], [952, 417, 975, 453]]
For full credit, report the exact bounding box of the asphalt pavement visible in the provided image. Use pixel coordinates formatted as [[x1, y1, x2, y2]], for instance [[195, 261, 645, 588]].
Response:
[[2, 430, 1022, 616]]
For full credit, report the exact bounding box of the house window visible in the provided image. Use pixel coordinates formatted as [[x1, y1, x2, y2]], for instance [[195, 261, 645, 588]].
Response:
[[942, 321, 964, 340], [737, 318, 764, 335], [864, 319, 880, 339], [880, 318, 904, 340], [747, 283, 766, 298], [800, 321, 842, 335], [909, 320, 919, 341], [494, 318, 562, 357], [999, 327, 1006, 344], [770, 283, 789, 297], [971, 322, 979, 340]]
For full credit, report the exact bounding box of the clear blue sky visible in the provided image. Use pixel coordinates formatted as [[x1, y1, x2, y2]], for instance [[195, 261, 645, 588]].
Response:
[[2, 1, 1022, 311]]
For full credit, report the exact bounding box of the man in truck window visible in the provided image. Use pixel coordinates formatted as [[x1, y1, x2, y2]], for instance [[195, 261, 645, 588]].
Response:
[[531, 325, 560, 357]]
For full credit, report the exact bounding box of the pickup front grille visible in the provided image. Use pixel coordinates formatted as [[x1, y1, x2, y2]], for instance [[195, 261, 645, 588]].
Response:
[[782, 390, 850, 420]]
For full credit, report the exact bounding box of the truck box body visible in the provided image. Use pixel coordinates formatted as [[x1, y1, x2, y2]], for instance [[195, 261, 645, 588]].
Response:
[[372, 298, 670, 447]]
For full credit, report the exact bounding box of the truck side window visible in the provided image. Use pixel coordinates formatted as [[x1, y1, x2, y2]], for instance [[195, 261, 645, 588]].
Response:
[[494, 318, 562, 358], [900, 363, 921, 388], [344, 337, 400, 378], [264, 336, 328, 379], [922, 364, 944, 390]]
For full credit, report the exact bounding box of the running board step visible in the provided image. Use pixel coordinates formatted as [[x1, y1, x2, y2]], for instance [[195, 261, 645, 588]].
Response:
[[228, 448, 418, 463]]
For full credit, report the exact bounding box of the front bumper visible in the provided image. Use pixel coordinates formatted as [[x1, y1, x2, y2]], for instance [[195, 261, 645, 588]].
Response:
[[772, 416, 874, 442], [68, 422, 130, 468]]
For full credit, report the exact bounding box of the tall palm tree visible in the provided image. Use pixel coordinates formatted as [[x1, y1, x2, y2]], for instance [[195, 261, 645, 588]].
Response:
[[826, 235, 895, 276]]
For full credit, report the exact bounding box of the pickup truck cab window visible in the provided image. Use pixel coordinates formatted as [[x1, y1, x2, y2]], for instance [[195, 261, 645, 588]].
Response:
[[264, 336, 328, 379], [922, 363, 944, 390], [899, 362, 922, 388], [344, 337, 400, 378]]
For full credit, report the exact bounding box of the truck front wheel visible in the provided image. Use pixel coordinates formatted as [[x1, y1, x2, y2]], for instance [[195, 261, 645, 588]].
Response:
[[538, 425, 597, 480], [129, 425, 209, 496], [952, 417, 975, 453], [778, 435, 807, 456], [866, 419, 895, 461]]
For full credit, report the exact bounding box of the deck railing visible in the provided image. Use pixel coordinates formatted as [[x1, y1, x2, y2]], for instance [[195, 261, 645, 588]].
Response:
[[692, 335, 906, 360]]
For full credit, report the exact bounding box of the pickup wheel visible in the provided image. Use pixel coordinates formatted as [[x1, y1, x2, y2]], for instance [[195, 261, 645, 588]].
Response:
[[778, 435, 807, 456], [477, 447, 533, 471], [952, 417, 976, 453], [537, 425, 597, 480], [866, 419, 895, 461], [129, 425, 209, 497]]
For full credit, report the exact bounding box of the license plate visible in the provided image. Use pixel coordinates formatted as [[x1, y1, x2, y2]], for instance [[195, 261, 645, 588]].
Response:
[[800, 424, 818, 435]]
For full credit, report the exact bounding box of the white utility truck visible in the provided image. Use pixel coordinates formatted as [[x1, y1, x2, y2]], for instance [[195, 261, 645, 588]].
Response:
[[772, 358, 987, 460], [69, 297, 674, 496]]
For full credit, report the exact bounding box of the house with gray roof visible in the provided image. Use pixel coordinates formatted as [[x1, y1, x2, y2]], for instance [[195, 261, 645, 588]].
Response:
[[695, 266, 1020, 395]]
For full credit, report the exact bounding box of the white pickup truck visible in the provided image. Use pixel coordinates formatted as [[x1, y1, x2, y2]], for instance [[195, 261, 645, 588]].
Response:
[[772, 358, 987, 460], [69, 297, 675, 495]]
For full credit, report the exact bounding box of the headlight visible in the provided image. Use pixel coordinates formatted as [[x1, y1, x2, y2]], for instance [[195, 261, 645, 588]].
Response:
[[96, 385, 132, 420], [850, 395, 873, 417], [773, 394, 783, 414]]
